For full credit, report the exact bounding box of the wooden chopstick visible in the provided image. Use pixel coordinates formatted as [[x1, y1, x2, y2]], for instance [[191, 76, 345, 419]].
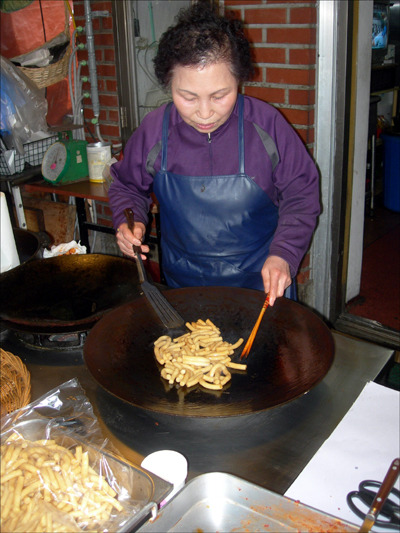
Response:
[[240, 294, 270, 359]]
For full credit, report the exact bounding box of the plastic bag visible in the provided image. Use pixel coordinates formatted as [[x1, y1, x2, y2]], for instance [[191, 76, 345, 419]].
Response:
[[0, 379, 150, 532], [0, 55, 48, 154], [11, 32, 69, 68]]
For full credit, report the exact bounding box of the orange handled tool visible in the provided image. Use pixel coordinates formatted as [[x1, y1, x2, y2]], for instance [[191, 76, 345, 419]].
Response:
[[240, 294, 270, 359]]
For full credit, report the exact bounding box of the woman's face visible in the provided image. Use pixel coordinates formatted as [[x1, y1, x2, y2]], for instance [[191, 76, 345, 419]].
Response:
[[171, 61, 238, 134]]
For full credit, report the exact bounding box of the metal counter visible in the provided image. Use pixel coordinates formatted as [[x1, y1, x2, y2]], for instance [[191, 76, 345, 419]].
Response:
[[19, 330, 394, 495]]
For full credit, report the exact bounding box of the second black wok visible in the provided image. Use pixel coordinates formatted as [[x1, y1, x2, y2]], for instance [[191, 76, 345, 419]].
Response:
[[0, 254, 141, 332]]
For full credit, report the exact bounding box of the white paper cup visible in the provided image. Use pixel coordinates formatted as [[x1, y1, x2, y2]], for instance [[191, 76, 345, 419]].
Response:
[[141, 450, 188, 506]]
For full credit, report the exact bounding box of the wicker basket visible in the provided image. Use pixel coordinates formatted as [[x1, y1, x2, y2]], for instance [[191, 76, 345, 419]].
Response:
[[1, 348, 31, 417], [16, 2, 71, 89]]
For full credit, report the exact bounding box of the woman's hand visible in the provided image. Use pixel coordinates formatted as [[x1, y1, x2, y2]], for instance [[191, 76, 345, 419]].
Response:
[[116, 222, 150, 259], [261, 255, 292, 306]]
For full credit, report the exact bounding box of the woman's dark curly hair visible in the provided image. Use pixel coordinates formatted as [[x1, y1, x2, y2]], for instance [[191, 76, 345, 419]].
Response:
[[153, 1, 254, 89]]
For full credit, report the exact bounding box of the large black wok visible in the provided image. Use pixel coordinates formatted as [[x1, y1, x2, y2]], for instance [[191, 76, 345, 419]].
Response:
[[0, 254, 140, 333], [84, 287, 335, 417]]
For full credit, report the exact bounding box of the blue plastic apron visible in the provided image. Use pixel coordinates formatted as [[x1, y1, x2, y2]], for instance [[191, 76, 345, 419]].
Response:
[[153, 94, 295, 297]]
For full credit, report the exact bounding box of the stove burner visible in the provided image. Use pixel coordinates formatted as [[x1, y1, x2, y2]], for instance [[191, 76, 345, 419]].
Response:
[[0, 326, 86, 366], [15, 331, 87, 351]]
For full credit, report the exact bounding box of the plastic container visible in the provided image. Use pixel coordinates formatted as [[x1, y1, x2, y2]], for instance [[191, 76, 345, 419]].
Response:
[[382, 133, 400, 213], [1, 418, 172, 532], [141, 450, 188, 507], [87, 142, 112, 183]]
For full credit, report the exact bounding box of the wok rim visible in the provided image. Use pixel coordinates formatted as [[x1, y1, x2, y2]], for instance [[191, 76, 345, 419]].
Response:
[[84, 287, 335, 418]]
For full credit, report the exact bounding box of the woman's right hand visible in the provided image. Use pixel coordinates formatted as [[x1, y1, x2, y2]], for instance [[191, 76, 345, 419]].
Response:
[[116, 222, 150, 259], [261, 255, 291, 306]]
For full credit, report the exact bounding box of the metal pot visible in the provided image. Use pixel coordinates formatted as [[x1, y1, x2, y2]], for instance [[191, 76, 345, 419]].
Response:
[[0, 254, 140, 333]]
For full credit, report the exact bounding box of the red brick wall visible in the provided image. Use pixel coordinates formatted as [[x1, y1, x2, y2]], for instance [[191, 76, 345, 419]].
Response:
[[224, 0, 317, 151], [72, 0, 119, 230], [72, 0, 121, 146]]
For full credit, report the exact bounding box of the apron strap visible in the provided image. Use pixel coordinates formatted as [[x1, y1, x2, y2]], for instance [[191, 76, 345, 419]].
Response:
[[161, 102, 173, 172], [238, 94, 245, 175]]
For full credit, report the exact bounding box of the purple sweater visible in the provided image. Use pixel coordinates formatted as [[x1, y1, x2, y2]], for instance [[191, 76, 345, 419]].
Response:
[[108, 95, 320, 277]]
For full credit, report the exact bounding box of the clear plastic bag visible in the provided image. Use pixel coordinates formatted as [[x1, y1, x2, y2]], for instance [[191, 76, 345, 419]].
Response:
[[1, 379, 155, 532], [0, 55, 48, 154]]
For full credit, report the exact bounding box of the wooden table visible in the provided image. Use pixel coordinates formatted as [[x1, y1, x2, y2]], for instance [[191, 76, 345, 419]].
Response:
[[23, 179, 163, 278], [23, 179, 113, 253]]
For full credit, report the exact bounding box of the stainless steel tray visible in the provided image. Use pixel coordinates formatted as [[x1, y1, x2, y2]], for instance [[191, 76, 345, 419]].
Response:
[[138, 472, 359, 532]]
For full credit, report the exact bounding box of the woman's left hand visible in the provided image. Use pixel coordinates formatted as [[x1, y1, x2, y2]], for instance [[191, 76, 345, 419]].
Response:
[[261, 255, 292, 306]]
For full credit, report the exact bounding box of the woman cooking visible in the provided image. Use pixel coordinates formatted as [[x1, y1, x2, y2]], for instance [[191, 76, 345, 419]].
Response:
[[108, 1, 320, 307]]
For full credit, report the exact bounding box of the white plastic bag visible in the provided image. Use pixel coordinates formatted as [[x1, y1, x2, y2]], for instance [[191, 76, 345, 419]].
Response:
[[43, 240, 87, 258], [0, 55, 48, 154]]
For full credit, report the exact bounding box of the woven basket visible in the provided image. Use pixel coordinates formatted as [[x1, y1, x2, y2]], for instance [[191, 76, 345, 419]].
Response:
[[16, 2, 71, 89], [0, 348, 31, 417]]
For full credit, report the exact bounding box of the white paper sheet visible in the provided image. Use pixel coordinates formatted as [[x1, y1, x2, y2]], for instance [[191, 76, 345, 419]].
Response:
[[285, 381, 400, 529]]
